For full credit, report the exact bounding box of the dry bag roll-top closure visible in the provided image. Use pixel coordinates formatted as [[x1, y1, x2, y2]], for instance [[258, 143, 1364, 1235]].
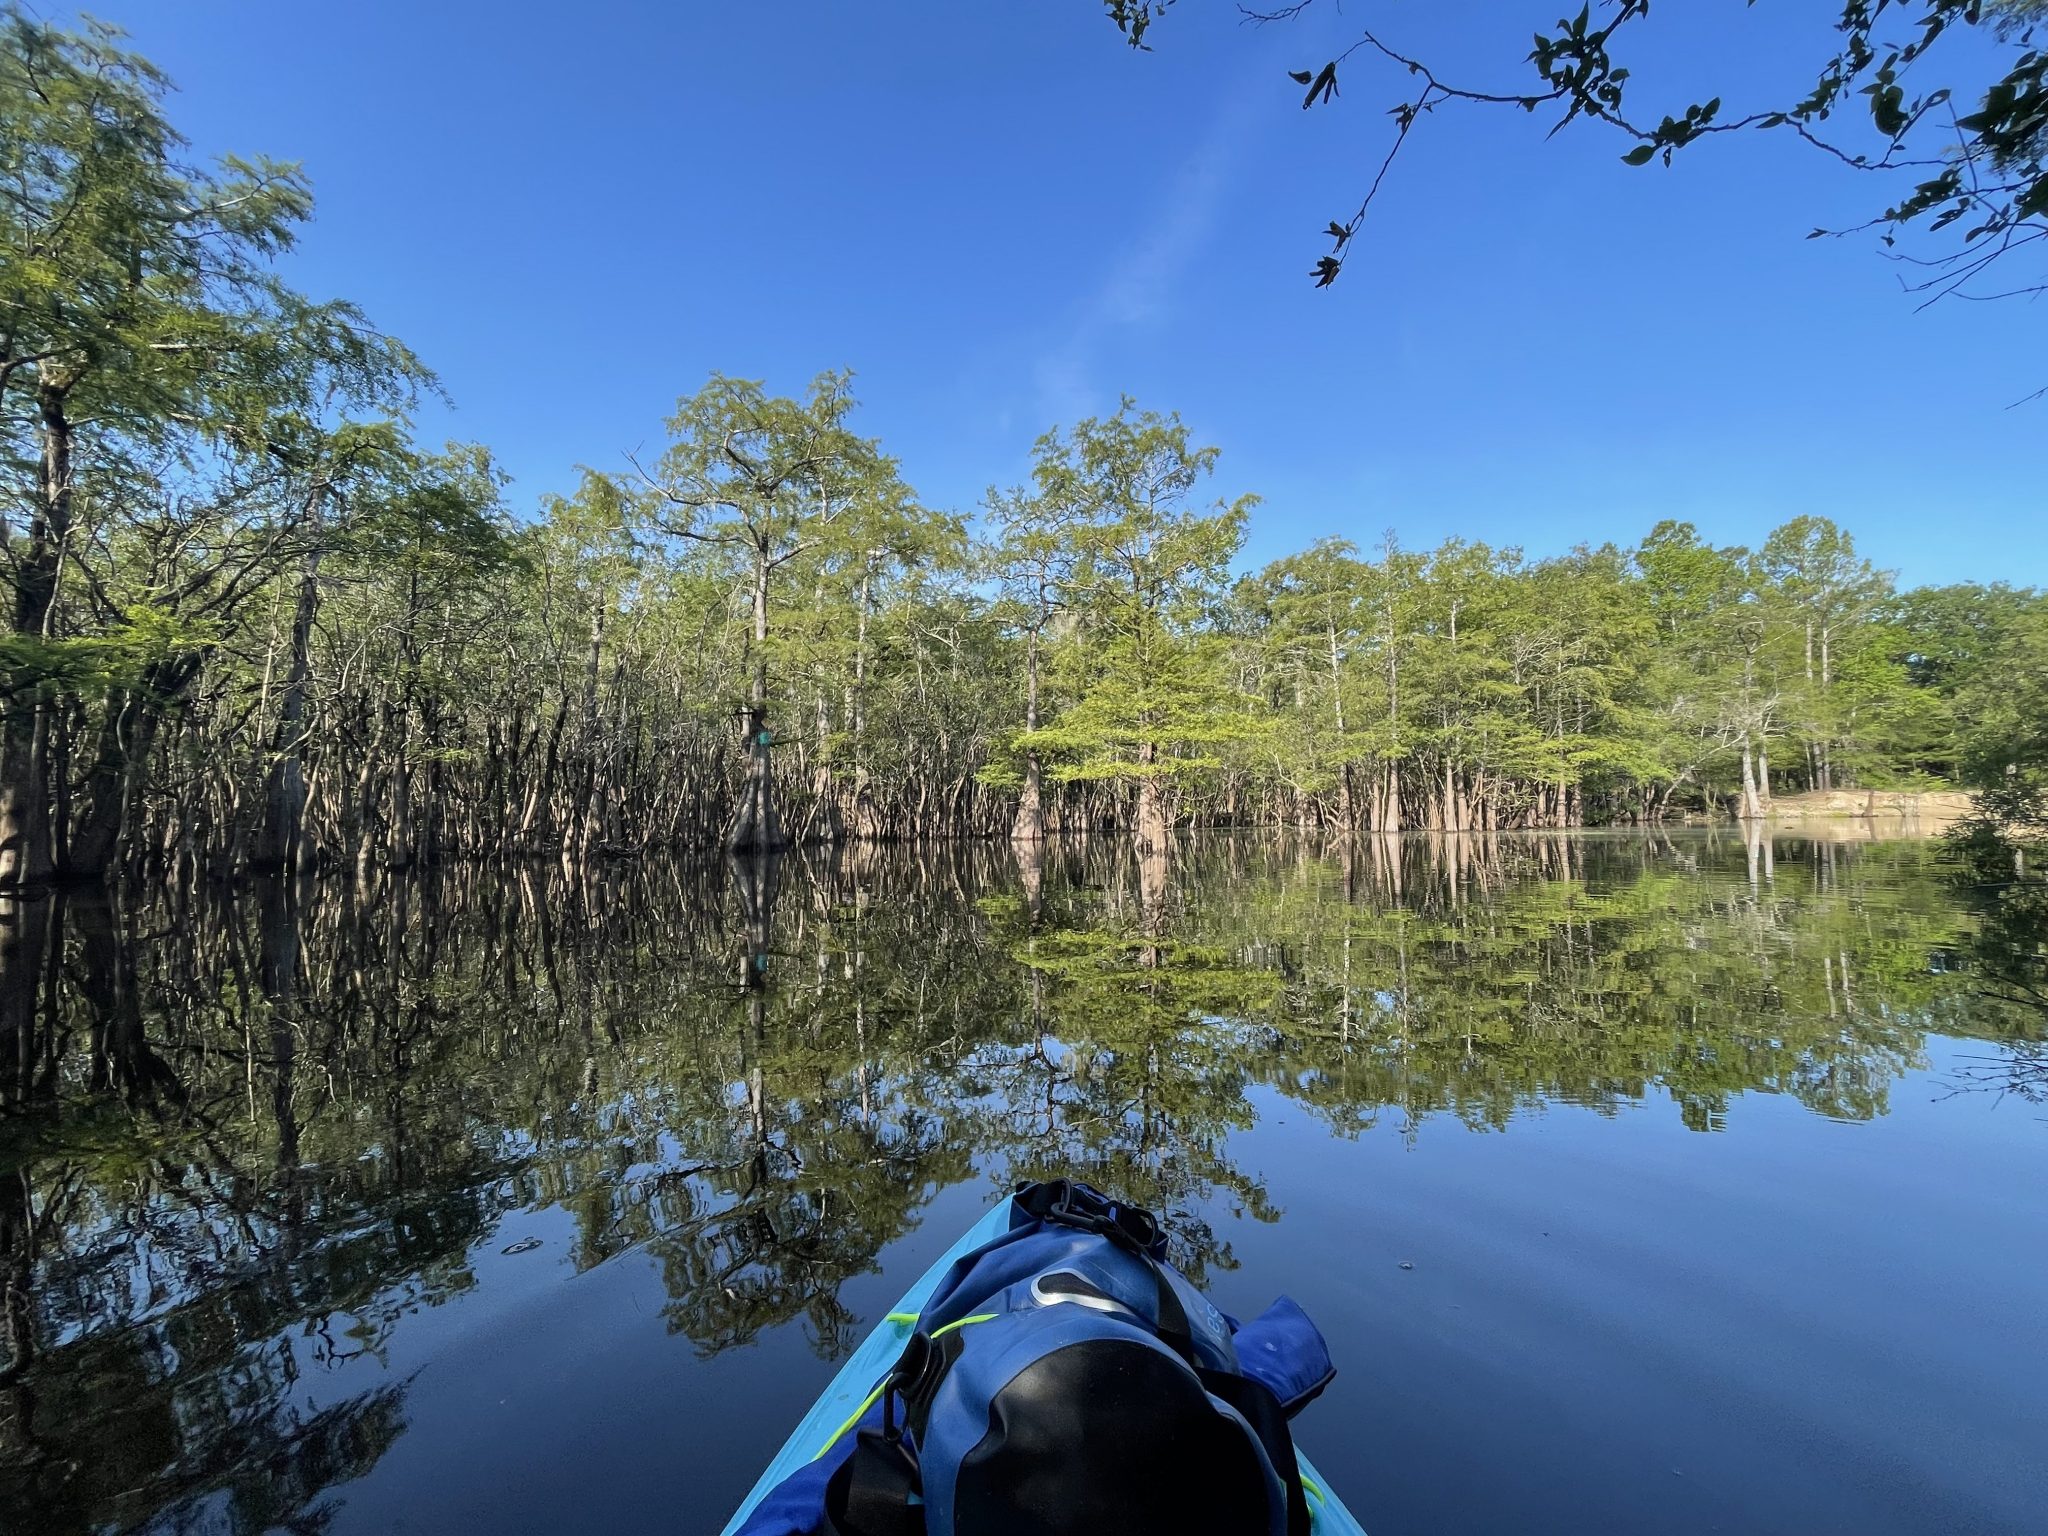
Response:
[[822, 1181, 1315, 1536]]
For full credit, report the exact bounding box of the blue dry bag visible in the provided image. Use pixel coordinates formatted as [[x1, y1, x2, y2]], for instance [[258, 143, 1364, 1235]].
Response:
[[808, 1179, 1333, 1536]]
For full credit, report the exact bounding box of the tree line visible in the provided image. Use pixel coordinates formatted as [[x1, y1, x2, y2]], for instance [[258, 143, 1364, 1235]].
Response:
[[3, 9, 2043, 888]]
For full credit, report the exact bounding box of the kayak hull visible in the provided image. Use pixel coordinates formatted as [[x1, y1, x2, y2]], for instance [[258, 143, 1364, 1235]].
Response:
[[720, 1192, 1366, 1535]]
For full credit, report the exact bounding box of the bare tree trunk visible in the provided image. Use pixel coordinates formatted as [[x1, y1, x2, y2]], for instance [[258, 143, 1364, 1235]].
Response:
[[1012, 605, 1046, 843], [1327, 617, 1355, 830], [1381, 589, 1403, 834], [387, 731, 414, 869], [258, 495, 325, 873], [518, 706, 567, 848], [0, 381, 77, 890], [849, 558, 877, 841], [66, 692, 139, 880], [65, 653, 198, 879], [1819, 628, 1834, 790], [727, 551, 784, 854], [807, 683, 842, 845], [0, 712, 54, 892], [1011, 585, 1048, 843]]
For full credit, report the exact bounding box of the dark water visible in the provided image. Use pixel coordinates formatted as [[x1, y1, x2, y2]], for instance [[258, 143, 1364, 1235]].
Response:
[[1, 832, 2043, 1536]]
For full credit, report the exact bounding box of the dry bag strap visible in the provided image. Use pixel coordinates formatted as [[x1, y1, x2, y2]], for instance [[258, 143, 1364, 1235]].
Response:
[[823, 1335, 930, 1536], [1013, 1178, 1167, 1259]]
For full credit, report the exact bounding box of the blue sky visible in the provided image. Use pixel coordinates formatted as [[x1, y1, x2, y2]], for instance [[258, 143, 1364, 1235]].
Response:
[[116, 1, 2040, 587]]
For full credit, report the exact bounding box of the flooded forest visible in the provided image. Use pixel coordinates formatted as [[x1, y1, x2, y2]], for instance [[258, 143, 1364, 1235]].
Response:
[[4, 11, 2048, 1536]]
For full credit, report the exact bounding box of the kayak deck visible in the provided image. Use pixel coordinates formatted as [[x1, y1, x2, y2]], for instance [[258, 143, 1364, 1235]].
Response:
[[720, 1193, 1367, 1535]]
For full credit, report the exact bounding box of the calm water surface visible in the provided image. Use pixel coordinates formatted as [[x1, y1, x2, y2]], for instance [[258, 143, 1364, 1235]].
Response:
[[1, 833, 2043, 1535]]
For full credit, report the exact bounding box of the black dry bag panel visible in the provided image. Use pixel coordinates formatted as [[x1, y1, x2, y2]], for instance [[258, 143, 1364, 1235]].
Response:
[[950, 1335, 1273, 1535]]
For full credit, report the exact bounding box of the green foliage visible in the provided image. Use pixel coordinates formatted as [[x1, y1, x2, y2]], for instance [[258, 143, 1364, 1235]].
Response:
[[1101, 2, 2048, 307], [0, 610, 215, 703], [0, 4, 424, 455], [1947, 591, 2048, 842], [1103, 0, 1178, 51], [336, 443, 519, 603], [1016, 400, 1266, 799], [0, 6, 438, 883]]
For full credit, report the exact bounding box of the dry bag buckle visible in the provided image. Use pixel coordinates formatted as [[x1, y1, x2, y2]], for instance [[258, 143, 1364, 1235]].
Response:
[[874, 1330, 938, 1449], [1029, 1178, 1163, 1257]]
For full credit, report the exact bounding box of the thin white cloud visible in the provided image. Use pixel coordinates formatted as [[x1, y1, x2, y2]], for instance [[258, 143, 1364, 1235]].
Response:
[[1032, 73, 1267, 425]]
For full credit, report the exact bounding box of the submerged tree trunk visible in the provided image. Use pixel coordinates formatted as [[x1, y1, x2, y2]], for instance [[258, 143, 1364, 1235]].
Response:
[[1136, 842, 1170, 968], [64, 653, 200, 879], [1015, 836, 1045, 924], [257, 875, 303, 1179], [0, 894, 56, 1110], [1133, 741, 1167, 855], [76, 896, 183, 1105]]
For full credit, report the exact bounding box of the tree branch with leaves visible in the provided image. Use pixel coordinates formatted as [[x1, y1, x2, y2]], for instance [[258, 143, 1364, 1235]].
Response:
[[1105, 0, 2048, 306]]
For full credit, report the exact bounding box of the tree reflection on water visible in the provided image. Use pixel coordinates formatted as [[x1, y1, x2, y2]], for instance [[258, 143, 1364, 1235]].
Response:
[[0, 832, 2036, 1532]]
